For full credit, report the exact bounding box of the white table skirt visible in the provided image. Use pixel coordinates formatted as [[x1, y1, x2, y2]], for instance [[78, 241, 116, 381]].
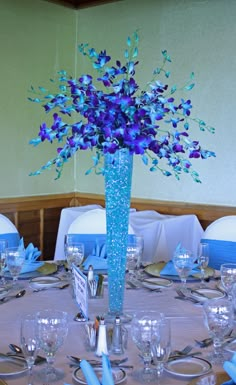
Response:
[[0, 271, 227, 385], [54, 207, 203, 262]]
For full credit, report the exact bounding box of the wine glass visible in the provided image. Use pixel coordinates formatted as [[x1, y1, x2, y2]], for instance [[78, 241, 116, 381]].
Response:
[[0, 239, 8, 287], [36, 309, 68, 382], [131, 311, 164, 382], [64, 241, 84, 272], [151, 318, 171, 377], [126, 241, 139, 281], [203, 298, 233, 364], [20, 313, 38, 385], [6, 247, 25, 288], [220, 263, 236, 300], [197, 243, 209, 287], [173, 249, 195, 292]]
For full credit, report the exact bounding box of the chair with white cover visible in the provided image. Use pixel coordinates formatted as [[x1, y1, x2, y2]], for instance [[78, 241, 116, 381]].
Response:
[[202, 215, 236, 269], [0, 214, 20, 247], [67, 208, 135, 269]]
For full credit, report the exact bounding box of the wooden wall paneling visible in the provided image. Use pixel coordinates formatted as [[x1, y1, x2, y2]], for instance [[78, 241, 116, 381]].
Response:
[[17, 210, 41, 251], [43, 207, 63, 260], [0, 193, 236, 261]]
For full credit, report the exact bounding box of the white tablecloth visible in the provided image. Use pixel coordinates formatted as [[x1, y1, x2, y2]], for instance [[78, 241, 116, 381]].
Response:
[[0, 270, 227, 385], [54, 207, 203, 262]]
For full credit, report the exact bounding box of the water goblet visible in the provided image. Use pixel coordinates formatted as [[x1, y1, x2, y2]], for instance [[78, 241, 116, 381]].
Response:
[[36, 309, 68, 382], [220, 263, 236, 300], [151, 318, 171, 377], [0, 239, 8, 287], [65, 242, 84, 273], [6, 246, 25, 288], [131, 310, 164, 382], [126, 241, 139, 281], [173, 249, 195, 292], [203, 298, 233, 364], [20, 313, 38, 385], [197, 242, 209, 287]]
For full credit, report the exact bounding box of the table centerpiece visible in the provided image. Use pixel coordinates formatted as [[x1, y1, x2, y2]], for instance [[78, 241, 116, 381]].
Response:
[[28, 31, 215, 320]]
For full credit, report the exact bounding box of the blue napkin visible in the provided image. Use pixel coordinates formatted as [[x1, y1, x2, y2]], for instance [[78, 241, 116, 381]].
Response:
[[83, 239, 108, 270], [65, 354, 114, 385], [223, 353, 236, 384], [160, 260, 199, 276], [102, 354, 114, 385], [19, 238, 43, 274]]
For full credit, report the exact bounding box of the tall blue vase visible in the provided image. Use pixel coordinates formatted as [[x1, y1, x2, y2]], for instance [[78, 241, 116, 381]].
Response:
[[104, 148, 133, 319]]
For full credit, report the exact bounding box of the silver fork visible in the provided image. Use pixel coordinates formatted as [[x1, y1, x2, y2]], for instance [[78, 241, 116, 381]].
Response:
[[175, 289, 200, 303], [171, 344, 193, 356]]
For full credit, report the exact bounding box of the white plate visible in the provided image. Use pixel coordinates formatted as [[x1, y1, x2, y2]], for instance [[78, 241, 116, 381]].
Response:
[[73, 366, 127, 385], [29, 275, 61, 288], [164, 357, 212, 378], [141, 277, 173, 289], [190, 288, 225, 302], [0, 356, 27, 376]]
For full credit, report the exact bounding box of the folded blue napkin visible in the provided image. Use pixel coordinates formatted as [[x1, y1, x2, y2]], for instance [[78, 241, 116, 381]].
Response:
[[223, 353, 236, 384], [19, 238, 43, 274], [160, 260, 199, 276], [64, 354, 114, 385], [82, 238, 108, 270]]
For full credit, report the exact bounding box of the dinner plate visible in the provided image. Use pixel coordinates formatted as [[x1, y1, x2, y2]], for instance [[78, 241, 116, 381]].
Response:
[[29, 275, 61, 288], [141, 277, 173, 289], [0, 356, 27, 376], [144, 262, 215, 281], [188, 372, 230, 385], [73, 366, 127, 385], [164, 357, 212, 378], [190, 288, 225, 302]]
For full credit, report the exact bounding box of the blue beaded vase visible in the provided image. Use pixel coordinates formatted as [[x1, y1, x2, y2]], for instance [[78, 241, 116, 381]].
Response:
[[104, 148, 133, 318]]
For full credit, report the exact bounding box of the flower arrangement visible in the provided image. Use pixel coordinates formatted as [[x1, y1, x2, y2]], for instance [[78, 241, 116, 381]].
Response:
[[29, 31, 215, 182]]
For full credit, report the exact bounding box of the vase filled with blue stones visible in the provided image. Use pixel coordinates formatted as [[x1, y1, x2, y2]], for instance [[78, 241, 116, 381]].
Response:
[[104, 148, 133, 322]]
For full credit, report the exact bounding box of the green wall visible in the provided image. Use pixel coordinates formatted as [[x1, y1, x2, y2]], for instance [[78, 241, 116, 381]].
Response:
[[1, 0, 235, 206]]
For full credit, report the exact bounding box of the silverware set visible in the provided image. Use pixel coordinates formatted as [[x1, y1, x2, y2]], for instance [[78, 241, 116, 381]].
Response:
[[67, 355, 133, 369], [175, 289, 201, 304]]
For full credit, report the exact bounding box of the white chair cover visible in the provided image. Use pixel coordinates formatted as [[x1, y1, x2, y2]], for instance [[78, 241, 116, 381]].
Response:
[[202, 215, 236, 269], [0, 213, 20, 246], [202, 215, 236, 241]]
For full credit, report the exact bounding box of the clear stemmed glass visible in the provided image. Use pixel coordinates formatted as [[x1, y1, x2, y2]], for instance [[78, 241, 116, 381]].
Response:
[[20, 313, 38, 385], [36, 309, 68, 382], [131, 310, 164, 382], [197, 243, 209, 287], [151, 318, 171, 377], [173, 249, 195, 292], [203, 298, 233, 364], [126, 241, 139, 282], [220, 263, 236, 300], [0, 239, 8, 287], [6, 247, 25, 288], [64, 241, 84, 273]]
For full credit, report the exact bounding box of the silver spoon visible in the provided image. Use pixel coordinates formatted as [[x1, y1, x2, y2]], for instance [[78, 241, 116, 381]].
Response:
[[0, 289, 26, 303]]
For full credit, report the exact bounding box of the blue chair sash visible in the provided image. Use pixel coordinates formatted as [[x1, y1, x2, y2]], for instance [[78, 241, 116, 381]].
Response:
[[0, 233, 20, 248], [202, 238, 236, 270]]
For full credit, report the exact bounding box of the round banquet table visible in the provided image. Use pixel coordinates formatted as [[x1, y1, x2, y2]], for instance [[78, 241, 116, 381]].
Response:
[[0, 268, 231, 385]]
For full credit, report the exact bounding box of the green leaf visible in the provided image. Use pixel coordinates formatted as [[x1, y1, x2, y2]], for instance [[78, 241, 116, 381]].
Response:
[[185, 83, 195, 90], [127, 36, 131, 47], [133, 47, 138, 58]]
